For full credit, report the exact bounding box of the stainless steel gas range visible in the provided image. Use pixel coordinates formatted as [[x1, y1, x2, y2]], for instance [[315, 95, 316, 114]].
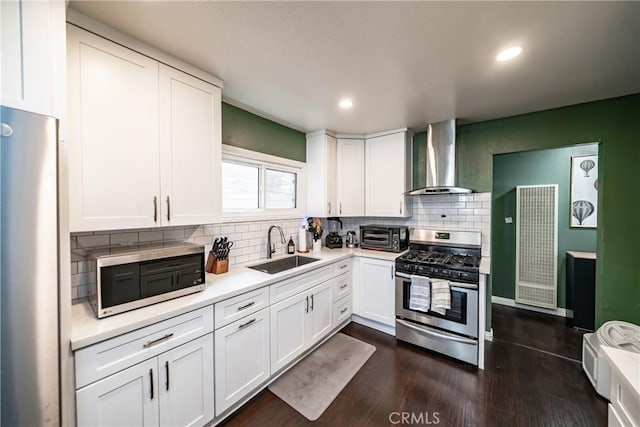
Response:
[[395, 229, 481, 366]]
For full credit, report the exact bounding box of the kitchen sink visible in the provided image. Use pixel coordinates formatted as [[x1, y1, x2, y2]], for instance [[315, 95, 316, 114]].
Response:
[[248, 255, 320, 274]]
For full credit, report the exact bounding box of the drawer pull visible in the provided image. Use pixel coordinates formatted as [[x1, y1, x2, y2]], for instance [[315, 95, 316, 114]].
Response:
[[143, 333, 174, 348], [339, 264, 348, 270], [239, 318, 256, 329], [237, 301, 255, 311], [340, 307, 348, 314], [339, 283, 348, 289]]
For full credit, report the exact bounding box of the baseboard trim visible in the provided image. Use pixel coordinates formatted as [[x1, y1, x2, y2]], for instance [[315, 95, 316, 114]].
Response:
[[492, 296, 573, 318], [351, 314, 396, 336], [484, 329, 494, 342]]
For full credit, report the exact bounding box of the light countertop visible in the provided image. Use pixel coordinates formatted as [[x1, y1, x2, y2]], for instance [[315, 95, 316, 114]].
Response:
[[601, 345, 640, 398], [480, 257, 490, 275], [71, 247, 406, 351]]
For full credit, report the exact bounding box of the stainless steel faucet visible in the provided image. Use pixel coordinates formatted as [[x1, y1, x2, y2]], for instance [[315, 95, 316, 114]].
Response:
[[267, 225, 286, 259]]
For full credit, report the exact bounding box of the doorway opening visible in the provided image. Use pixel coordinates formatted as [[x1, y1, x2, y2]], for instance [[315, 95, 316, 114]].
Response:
[[489, 142, 599, 360]]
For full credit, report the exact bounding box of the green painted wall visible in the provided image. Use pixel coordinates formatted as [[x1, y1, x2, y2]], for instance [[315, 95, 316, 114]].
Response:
[[454, 94, 640, 329], [221, 102, 306, 161], [492, 145, 598, 308]]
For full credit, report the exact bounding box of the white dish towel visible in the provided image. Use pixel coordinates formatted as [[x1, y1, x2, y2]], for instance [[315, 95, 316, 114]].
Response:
[[430, 279, 451, 315], [409, 275, 430, 313]]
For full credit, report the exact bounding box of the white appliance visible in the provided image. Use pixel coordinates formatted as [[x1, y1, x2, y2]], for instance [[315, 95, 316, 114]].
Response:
[[1, 106, 59, 425], [582, 321, 640, 399]]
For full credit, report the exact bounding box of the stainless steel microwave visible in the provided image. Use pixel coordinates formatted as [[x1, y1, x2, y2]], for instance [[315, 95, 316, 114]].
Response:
[[359, 225, 409, 252], [87, 243, 205, 318]]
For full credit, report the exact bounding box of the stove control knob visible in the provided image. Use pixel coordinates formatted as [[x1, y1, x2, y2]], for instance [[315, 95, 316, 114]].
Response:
[[450, 271, 461, 280]]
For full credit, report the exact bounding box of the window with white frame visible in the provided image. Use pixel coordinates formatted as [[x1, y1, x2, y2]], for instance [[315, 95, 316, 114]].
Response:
[[221, 145, 305, 219]]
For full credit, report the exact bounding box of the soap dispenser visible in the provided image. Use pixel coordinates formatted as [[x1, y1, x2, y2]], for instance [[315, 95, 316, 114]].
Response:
[[287, 236, 295, 254]]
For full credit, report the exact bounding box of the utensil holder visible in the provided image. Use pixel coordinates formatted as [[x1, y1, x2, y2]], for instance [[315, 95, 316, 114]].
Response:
[[312, 240, 322, 255], [212, 258, 229, 275]]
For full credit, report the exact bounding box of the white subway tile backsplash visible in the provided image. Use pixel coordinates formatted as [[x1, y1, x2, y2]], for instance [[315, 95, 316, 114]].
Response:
[[163, 229, 185, 240], [76, 234, 110, 248], [139, 230, 163, 242], [70, 194, 492, 303]]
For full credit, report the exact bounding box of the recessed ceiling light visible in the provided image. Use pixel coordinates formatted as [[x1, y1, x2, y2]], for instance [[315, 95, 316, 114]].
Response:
[[339, 99, 353, 109], [496, 46, 523, 62]]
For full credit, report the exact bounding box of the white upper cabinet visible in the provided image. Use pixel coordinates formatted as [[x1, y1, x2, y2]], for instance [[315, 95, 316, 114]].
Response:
[[335, 137, 365, 216], [365, 129, 413, 217], [159, 64, 222, 226], [306, 130, 337, 217], [67, 25, 222, 232], [1, 0, 66, 117]]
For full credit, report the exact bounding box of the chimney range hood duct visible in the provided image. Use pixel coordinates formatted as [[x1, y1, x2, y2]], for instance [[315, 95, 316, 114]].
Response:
[[409, 119, 472, 195]]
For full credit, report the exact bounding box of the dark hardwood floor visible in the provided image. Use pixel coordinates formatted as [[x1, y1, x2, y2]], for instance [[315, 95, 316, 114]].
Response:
[[492, 303, 586, 361], [220, 308, 606, 427]]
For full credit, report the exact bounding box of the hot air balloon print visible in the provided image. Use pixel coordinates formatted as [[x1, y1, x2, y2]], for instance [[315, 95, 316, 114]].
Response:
[[580, 159, 595, 177], [572, 200, 594, 226]]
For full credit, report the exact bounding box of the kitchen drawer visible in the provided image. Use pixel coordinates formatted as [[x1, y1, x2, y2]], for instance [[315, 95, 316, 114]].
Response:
[[333, 294, 352, 326], [270, 264, 333, 304], [215, 286, 269, 329], [610, 369, 639, 426], [334, 259, 351, 275], [75, 305, 214, 388], [333, 272, 351, 300]]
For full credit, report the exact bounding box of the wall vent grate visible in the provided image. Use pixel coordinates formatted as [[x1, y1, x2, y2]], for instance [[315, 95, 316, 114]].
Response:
[[515, 185, 558, 309]]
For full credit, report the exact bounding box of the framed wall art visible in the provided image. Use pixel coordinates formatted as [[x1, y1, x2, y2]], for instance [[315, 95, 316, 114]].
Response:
[[570, 154, 598, 228]]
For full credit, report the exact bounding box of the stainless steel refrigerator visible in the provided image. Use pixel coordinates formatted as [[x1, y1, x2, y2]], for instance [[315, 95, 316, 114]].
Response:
[[1, 105, 59, 425]]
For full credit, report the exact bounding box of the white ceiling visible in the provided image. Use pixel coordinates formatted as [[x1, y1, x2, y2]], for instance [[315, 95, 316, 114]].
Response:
[[69, 1, 640, 134]]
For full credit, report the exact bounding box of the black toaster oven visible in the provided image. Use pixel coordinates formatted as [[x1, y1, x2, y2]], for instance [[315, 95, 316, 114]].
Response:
[[360, 225, 409, 252]]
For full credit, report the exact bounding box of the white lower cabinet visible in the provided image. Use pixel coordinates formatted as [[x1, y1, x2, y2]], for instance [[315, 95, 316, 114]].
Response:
[[214, 308, 270, 416], [158, 335, 215, 427], [76, 357, 159, 427], [353, 257, 396, 327], [76, 334, 214, 427], [270, 280, 334, 373]]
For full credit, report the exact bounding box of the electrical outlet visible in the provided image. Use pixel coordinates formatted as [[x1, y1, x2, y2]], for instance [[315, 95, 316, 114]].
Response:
[[505, 217, 513, 224]]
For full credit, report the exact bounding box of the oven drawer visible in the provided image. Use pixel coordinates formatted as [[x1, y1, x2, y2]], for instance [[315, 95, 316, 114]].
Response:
[[75, 305, 214, 388], [396, 319, 478, 366], [214, 287, 269, 329]]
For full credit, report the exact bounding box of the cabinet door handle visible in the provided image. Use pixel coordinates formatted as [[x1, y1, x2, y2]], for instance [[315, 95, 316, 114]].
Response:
[[239, 318, 256, 329], [399, 202, 402, 215], [149, 368, 154, 400], [340, 202, 342, 214], [328, 202, 332, 215], [391, 266, 394, 279], [305, 296, 309, 313], [310, 294, 314, 311], [143, 333, 174, 348], [153, 196, 158, 222], [237, 301, 255, 311], [165, 361, 170, 391], [166, 196, 171, 221]]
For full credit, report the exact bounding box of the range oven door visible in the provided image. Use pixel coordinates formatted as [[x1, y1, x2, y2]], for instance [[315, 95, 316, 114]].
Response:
[[395, 272, 478, 338]]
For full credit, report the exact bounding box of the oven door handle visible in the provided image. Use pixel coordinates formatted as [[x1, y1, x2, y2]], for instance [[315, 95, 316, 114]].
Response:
[[396, 319, 477, 345], [394, 272, 478, 290]]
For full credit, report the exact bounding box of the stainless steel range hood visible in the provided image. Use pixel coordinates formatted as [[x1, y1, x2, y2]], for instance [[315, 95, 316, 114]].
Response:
[[409, 119, 472, 195]]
